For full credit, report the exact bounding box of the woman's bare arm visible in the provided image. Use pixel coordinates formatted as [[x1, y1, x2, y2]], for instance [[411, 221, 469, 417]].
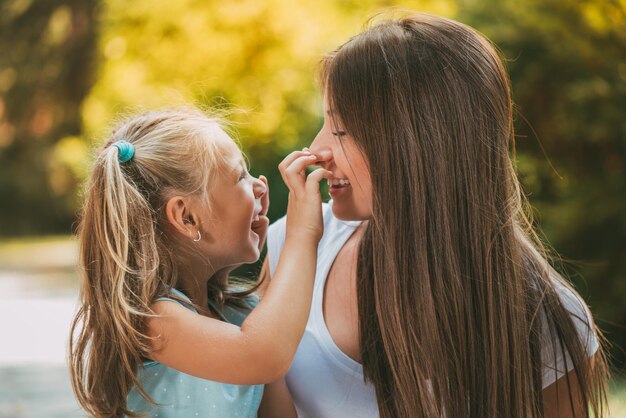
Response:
[[542, 355, 598, 418], [258, 377, 297, 418]]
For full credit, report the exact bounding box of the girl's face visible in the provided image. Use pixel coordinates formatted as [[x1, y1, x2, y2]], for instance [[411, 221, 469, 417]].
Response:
[[309, 96, 373, 221], [203, 133, 267, 267]]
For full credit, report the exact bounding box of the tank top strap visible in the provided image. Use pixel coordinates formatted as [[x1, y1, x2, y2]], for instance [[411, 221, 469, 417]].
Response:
[[154, 287, 198, 313]]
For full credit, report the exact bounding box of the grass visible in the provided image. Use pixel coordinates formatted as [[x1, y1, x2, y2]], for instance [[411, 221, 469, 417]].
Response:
[[609, 378, 626, 417]]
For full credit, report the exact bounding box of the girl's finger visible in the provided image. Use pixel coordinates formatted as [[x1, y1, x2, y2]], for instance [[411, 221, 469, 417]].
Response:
[[279, 151, 313, 195], [278, 150, 313, 173], [305, 168, 333, 195], [285, 154, 318, 177], [283, 155, 318, 194], [311, 149, 333, 163]]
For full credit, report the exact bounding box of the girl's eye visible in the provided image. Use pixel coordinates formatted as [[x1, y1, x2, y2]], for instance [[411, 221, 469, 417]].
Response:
[[239, 170, 249, 181], [331, 130, 346, 137]]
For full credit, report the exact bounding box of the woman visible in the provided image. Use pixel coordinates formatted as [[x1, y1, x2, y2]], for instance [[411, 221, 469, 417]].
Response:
[[261, 12, 608, 418]]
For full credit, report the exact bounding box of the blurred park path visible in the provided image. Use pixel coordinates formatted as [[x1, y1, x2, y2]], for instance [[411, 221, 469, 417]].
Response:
[[0, 237, 84, 418]]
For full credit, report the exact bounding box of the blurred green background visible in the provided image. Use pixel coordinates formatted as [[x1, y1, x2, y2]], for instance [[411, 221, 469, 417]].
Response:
[[0, 0, 624, 416]]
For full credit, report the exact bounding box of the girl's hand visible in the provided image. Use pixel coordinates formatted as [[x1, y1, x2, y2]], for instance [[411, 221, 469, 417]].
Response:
[[278, 150, 332, 243], [251, 175, 270, 252]]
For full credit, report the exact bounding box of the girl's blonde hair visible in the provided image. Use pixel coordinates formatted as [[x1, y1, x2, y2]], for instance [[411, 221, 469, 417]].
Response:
[[69, 107, 243, 417]]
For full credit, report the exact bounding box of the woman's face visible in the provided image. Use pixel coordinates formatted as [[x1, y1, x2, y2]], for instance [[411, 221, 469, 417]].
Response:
[[309, 96, 372, 221]]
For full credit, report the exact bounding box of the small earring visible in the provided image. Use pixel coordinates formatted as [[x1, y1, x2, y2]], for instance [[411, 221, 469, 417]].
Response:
[[193, 230, 201, 242]]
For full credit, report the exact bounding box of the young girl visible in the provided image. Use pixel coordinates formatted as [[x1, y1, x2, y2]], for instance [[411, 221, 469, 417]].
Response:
[[263, 12, 608, 418], [69, 107, 329, 417]]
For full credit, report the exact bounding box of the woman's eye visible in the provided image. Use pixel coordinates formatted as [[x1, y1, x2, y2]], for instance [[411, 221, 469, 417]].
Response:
[[331, 130, 346, 137], [239, 170, 248, 181]]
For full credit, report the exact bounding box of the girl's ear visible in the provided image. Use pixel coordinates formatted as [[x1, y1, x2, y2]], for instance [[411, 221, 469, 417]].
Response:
[[165, 196, 198, 239]]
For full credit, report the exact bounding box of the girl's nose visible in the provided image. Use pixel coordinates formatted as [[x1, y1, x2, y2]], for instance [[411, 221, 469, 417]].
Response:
[[253, 176, 267, 199]]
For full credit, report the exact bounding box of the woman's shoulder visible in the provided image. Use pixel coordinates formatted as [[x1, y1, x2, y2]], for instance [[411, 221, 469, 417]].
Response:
[[539, 278, 599, 388], [551, 279, 597, 345]]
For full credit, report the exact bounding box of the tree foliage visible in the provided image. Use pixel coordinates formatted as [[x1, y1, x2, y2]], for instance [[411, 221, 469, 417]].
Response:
[[459, 0, 626, 370], [0, 0, 98, 234], [81, 0, 452, 222]]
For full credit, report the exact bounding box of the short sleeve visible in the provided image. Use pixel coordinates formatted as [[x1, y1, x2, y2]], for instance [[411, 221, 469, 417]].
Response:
[[540, 281, 599, 389]]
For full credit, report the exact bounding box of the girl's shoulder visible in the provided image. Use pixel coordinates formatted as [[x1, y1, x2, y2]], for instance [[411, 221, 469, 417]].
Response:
[[155, 288, 198, 312], [155, 287, 257, 326]]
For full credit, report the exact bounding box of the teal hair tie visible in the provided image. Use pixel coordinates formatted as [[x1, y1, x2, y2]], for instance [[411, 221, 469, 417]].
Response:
[[113, 140, 135, 163]]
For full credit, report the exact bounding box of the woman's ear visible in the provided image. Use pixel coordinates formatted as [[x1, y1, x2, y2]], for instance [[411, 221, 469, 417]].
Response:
[[165, 196, 197, 239]]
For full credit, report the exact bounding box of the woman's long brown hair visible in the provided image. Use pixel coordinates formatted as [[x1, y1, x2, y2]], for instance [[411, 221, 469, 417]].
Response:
[[322, 13, 608, 417]]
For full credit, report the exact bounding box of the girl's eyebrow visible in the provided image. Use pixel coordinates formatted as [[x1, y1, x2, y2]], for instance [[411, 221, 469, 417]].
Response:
[[227, 158, 246, 174]]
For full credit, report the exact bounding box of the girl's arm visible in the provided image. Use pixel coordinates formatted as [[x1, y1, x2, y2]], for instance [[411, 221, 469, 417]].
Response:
[[147, 150, 331, 385], [256, 254, 271, 297]]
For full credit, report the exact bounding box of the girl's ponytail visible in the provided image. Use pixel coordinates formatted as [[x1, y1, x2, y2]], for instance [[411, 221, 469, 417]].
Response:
[[70, 141, 162, 417]]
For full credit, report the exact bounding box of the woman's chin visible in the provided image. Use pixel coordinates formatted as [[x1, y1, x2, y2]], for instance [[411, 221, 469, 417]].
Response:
[[331, 202, 371, 222]]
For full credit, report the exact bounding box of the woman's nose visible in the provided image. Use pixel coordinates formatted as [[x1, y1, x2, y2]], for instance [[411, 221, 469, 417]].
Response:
[[309, 129, 327, 151], [309, 135, 333, 165]]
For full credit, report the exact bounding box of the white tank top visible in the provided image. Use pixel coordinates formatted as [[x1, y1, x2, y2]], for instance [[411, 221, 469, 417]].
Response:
[[267, 201, 598, 418]]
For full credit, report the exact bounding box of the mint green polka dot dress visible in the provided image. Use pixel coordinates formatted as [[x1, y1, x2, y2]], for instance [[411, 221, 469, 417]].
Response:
[[126, 289, 263, 417]]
